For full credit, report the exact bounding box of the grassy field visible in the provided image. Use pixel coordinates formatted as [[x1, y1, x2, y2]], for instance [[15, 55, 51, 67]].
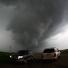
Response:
[[0, 50, 67, 68], [0, 52, 12, 63], [0, 49, 67, 64]]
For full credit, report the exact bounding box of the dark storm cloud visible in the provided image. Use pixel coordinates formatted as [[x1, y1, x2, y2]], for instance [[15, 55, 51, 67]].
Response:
[[8, 0, 66, 50], [0, 0, 18, 5]]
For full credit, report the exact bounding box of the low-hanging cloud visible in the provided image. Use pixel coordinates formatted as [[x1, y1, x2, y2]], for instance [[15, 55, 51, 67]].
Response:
[[7, 0, 66, 51]]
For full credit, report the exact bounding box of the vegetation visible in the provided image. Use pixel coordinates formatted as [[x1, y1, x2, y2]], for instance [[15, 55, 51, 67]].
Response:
[[0, 52, 12, 63], [0, 49, 67, 63]]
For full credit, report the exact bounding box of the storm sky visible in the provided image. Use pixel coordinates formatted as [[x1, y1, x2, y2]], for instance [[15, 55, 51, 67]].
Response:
[[0, 0, 68, 52]]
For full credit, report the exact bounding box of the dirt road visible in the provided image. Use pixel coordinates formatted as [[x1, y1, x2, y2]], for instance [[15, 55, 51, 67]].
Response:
[[0, 62, 67, 68]]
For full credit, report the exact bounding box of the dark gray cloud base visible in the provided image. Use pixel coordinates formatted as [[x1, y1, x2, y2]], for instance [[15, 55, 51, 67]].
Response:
[[7, 0, 66, 51]]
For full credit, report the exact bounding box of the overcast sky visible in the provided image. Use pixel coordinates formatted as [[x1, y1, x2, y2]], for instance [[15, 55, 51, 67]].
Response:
[[0, 5, 14, 52], [0, 0, 68, 52], [0, 3, 24, 52]]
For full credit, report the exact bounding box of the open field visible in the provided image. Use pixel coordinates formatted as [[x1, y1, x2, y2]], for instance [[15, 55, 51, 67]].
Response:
[[0, 50, 68, 68]]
